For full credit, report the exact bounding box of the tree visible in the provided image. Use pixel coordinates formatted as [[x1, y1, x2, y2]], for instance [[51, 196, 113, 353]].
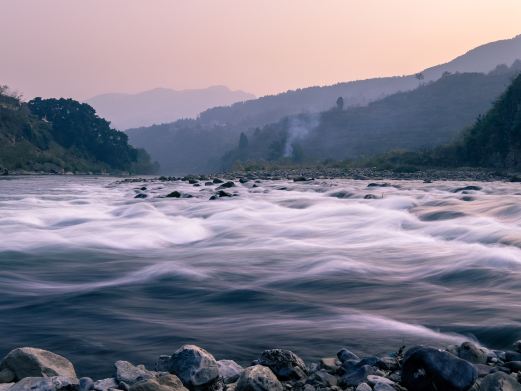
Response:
[[239, 132, 249, 150]]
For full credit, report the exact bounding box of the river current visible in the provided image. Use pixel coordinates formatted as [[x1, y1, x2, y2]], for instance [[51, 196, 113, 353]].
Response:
[[0, 176, 520, 377]]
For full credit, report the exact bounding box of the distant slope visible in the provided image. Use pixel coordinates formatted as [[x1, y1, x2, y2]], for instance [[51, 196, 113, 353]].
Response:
[[128, 34, 521, 174], [223, 63, 521, 166], [87, 86, 255, 130], [0, 88, 156, 174]]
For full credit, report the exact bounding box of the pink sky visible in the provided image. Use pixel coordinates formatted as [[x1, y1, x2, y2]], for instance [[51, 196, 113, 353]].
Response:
[[1, 0, 520, 100]]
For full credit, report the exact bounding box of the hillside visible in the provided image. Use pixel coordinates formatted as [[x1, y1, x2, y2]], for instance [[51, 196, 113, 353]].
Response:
[[0, 88, 157, 174], [128, 34, 521, 174], [222, 63, 521, 167], [87, 86, 255, 130]]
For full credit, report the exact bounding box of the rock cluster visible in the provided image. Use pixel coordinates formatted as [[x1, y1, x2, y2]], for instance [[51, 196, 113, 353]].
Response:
[[2, 341, 521, 391]]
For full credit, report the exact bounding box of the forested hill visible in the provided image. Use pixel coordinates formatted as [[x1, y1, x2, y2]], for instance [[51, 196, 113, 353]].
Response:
[[221, 62, 521, 167], [0, 88, 157, 174]]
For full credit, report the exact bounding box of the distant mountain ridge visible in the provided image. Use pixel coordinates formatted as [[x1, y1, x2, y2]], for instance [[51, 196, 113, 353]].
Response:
[[127, 34, 521, 174], [87, 86, 254, 130]]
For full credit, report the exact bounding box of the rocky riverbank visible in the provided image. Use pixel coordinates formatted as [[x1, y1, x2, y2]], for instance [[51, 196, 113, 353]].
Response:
[[1, 341, 521, 391]]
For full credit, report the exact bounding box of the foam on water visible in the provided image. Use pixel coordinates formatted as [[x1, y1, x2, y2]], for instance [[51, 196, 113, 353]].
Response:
[[0, 176, 520, 376]]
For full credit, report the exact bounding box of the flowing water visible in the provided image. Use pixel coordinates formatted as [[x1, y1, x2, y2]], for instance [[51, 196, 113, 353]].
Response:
[[0, 176, 520, 377]]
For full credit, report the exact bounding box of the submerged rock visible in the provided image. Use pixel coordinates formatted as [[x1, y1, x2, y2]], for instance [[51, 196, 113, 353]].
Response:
[[258, 349, 307, 381], [0, 348, 77, 381], [235, 365, 282, 391], [168, 345, 219, 390], [401, 346, 477, 391]]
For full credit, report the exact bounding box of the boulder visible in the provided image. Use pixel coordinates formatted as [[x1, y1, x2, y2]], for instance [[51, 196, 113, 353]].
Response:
[[340, 365, 376, 388], [0, 368, 15, 383], [168, 345, 219, 389], [258, 349, 307, 381], [336, 349, 359, 363], [129, 374, 187, 391], [9, 376, 78, 391], [0, 348, 77, 381], [93, 379, 118, 391], [216, 360, 242, 384], [79, 378, 94, 391], [235, 365, 282, 391], [217, 182, 235, 189], [115, 361, 154, 385], [318, 358, 339, 372], [480, 372, 521, 391], [165, 191, 181, 198], [401, 346, 477, 391], [456, 342, 488, 364], [355, 384, 371, 391]]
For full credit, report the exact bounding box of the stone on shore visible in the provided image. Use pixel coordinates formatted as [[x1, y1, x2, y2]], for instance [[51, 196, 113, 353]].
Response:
[[0, 368, 15, 383], [115, 361, 154, 385], [129, 374, 188, 391], [479, 372, 521, 391], [258, 349, 307, 381], [235, 365, 282, 391], [0, 383, 13, 391], [456, 342, 488, 364], [216, 360, 242, 384], [337, 348, 359, 363], [0, 348, 77, 381], [168, 345, 219, 389], [93, 378, 118, 391], [9, 376, 78, 391], [401, 346, 477, 391]]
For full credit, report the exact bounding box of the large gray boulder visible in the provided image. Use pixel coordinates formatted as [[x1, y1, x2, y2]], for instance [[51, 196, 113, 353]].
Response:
[[129, 373, 188, 391], [401, 346, 477, 391], [115, 361, 154, 385], [258, 349, 307, 381], [480, 372, 521, 391], [235, 365, 282, 391], [0, 348, 77, 381], [9, 376, 78, 391], [168, 345, 219, 390]]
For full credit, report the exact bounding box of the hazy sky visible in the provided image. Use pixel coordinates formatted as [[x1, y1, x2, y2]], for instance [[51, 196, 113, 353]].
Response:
[[1, 0, 520, 100]]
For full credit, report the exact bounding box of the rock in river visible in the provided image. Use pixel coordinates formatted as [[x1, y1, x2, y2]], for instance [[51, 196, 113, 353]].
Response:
[[0, 348, 77, 381], [168, 345, 219, 390], [235, 365, 282, 391], [258, 349, 307, 381]]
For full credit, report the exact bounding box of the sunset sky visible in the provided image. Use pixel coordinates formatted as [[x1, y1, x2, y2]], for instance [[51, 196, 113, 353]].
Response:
[[1, 0, 521, 100]]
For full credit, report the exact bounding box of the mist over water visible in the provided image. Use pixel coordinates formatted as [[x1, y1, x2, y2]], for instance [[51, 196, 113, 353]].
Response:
[[0, 176, 520, 377]]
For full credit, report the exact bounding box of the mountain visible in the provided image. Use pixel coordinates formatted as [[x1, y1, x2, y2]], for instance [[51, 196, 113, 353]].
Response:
[[127, 34, 521, 175], [87, 86, 255, 130], [222, 63, 521, 166], [0, 87, 157, 174]]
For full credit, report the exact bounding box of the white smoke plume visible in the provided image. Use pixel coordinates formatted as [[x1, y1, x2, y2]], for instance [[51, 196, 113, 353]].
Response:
[[283, 114, 320, 157]]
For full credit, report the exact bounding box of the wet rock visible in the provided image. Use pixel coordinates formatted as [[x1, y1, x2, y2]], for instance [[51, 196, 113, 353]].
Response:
[[168, 345, 219, 389], [506, 352, 521, 362], [310, 370, 337, 387], [355, 383, 371, 391], [258, 349, 307, 381], [364, 194, 378, 199], [79, 378, 94, 391], [166, 191, 181, 198], [367, 375, 394, 386], [0, 368, 15, 383], [155, 357, 170, 373], [367, 182, 391, 187], [217, 360, 242, 384], [452, 185, 482, 193], [115, 361, 154, 385], [456, 342, 488, 364], [134, 194, 147, 199], [10, 377, 78, 391], [339, 365, 376, 388], [337, 348, 359, 363], [212, 179, 223, 184], [375, 356, 399, 371], [475, 364, 495, 377], [93, 379, 118, 391], [504, 361, 521, 372], [480, 372, 521, 391], [514, 341, 521, 353], [217, 182, 235, 189], [129, 374, 187, 391], [0, 348, 77, 381], [318, 358, 339, 372], [401, 346, 477, 391], [235, 365, 282, 391]]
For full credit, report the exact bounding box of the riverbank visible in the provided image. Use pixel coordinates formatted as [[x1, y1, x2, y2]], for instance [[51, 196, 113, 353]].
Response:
[[1, 341, 521, 391]]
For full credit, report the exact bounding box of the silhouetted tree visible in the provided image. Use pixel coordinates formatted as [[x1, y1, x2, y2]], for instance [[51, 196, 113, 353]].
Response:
[[336, 96, 344, 110]]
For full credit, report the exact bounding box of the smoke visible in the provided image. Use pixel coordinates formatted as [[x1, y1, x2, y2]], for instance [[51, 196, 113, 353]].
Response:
[[283, 114, 320, 157]]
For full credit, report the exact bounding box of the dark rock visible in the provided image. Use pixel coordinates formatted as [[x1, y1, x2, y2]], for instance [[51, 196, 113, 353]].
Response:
[[310, 370, 337, 387], [0, 348, 77, 381], [475, 364, 494, 377], [258, 349, 307, 381], [188, 179, 198, 184], [239, 179, 249, 184], [375, 357, 399, 371], [514, 341, 521, 353], [217, 360, 243, 384], [212, 179, 223, 184], [204, 182, 213, 186], [355, 383, 371, 391], [217, 182, 235, 189], [367, 183, 391, 187], [155, 356, 170, 373], [506, 352, 521, 362], [216, 190, 232, 198], [339, 365, 376, 388], [168, 345, 219, 390], [480, 372, 521, 390], [235, 365, 282, 391], [337, 349, 359, 363], [504, 361, 521, 372], [401, 346, 477, 391], [134, 194, 147, 199], [0, 368, 15, 383], [364, 194, 378, 199], [293, 177, 310, 182], [166, 191, 181, 198], [452, 185, 482, 193]]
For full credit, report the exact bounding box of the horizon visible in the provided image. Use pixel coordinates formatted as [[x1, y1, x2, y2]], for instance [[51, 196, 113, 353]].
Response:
[[1, 0, 521, 100]]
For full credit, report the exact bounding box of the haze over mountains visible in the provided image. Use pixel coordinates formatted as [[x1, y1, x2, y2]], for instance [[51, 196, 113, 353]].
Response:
[[87, 86, 255, 130], [127, 34, 521, 174]]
